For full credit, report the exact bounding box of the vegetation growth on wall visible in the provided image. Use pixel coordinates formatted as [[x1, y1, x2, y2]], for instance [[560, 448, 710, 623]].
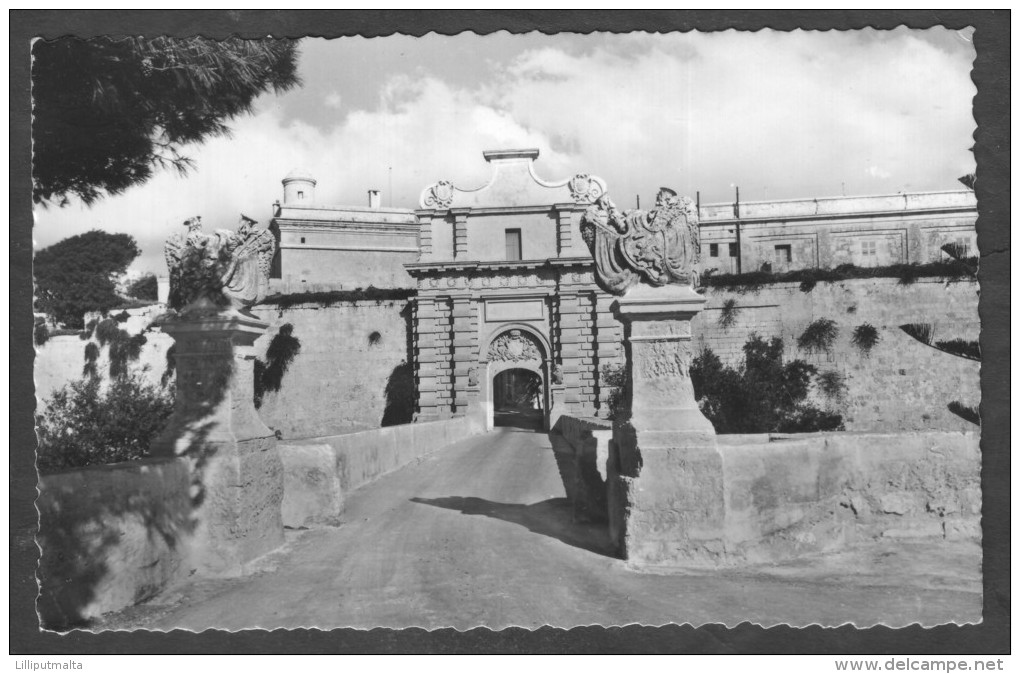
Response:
[[690, 335, 844, 434], [702, 257, 978, 294]]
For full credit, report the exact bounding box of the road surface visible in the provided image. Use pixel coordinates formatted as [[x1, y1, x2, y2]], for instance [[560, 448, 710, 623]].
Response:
[[102, 426, 982, 631]]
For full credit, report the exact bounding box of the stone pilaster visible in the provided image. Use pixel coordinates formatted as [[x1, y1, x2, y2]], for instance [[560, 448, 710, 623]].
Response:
[[452, 209, 470, 259], [152, 312, 284, 576], [553, 204, 574, 256], [450, 295, 479, 414], [556, 291, 586, 410], [414, 297, 452, 420], [609, 284, 726, 566]]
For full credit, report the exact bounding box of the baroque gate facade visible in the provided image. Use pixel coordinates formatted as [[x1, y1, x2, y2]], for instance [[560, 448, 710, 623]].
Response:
[[405, 149, 624, 430]]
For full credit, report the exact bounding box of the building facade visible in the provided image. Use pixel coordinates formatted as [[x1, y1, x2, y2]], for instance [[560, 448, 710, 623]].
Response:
[[266, 151, 978, 428], [697, 190, 977, 275], [407, 149, 622, 429], [269, 168, 419, 291]]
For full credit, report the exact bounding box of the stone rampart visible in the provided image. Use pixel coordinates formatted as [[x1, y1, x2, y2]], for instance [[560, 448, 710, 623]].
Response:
[[36, 458, 191, 629], [278, 416, 482, 528], [251, 300, 412, 440], [694, 278, 980, 432]]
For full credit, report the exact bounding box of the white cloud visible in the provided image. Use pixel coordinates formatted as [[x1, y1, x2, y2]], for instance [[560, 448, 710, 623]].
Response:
[[33, 30, 975, 276]]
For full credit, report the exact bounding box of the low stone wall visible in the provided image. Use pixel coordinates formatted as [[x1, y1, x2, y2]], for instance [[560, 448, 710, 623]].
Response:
[[717, 431, 981, 563], [553, 414, 981, 566], [36, 458, 191, 629], [279, 416, 482, 528]]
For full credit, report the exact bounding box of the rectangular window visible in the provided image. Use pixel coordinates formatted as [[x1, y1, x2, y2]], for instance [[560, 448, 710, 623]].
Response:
[[774, 244, 792, 263], [300, 236, 306, 244], [728, 242, 738, 257], [297, 190, 304, 199], [953, 237, 970, 256], [709, 243, 719, 257], [861, 240, 877, 257], [505, 229, 522, 261]]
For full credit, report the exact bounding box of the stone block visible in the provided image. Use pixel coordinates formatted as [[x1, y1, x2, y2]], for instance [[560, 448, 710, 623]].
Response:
[[280, 444, 343, 528]]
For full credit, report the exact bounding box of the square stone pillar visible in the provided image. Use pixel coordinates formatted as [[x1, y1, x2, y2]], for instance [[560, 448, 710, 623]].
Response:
[[152, 312, 284, 576], [609, 284, 726, 566]]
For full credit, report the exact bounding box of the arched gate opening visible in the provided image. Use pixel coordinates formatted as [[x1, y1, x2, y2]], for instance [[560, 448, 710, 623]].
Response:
[[483, 326, 550, 432], [492, 368, 544, 430]]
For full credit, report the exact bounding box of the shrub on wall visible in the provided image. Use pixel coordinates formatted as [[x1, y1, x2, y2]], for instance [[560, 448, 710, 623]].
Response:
[[35, 375, 175, 473], [690, 335, 844, 434], [816, 370, 847, 399], [797, 318, 839, 353], [851, 323, 880, 355], [717, 298, 740, 330], [702, 258, 978, 293]]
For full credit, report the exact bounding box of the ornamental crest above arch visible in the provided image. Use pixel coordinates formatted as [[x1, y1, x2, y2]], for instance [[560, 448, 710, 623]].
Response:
[[488, 329, 542, 363]]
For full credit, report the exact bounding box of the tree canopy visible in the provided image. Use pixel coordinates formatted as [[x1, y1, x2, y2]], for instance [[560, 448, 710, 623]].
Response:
[[32, 36, 300, 206], [34, 230, 140, 327]]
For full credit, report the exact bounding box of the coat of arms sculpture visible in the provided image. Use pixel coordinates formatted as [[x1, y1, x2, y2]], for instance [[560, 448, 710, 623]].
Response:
[[164, 214, 276, 313], [580, 187, 701, 295]]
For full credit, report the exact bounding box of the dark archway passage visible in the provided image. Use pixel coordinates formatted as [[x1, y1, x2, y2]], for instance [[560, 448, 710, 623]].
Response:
[[492, 368, 543, 430]]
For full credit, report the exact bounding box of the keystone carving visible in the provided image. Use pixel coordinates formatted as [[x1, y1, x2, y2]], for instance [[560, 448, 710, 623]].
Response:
[[580, 188, 701, 295], [488, 329, 541, 363], [164, 214, 275, 313]]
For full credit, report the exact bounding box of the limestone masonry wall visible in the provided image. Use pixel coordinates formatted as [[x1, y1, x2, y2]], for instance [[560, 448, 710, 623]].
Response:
[[252, 300, 412, 440], [36, 458, 191, 628], [33, 278, 981, 437], [277, 416, 482, 528], [716, 431, 981, 563], [693, 278, 980, 432]]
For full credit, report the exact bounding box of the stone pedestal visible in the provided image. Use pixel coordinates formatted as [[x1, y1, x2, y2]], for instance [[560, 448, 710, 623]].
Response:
[[609, 285, 726, 566], [152, 311, 285, 576]]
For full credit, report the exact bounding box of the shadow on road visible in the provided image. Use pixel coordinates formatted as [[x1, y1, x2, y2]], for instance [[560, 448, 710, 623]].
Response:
[[410, 495, 615, 557]]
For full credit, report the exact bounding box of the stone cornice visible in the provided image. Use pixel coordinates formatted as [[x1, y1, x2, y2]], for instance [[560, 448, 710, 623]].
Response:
[[699, 205, 976, 228], [274, 218, 420, 234]]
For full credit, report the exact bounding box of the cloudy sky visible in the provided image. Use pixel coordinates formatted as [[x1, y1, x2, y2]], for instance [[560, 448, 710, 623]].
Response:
[[33, 28, 977, 275]]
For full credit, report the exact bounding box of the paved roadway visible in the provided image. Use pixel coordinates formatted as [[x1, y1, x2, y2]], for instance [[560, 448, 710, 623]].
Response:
[[104, 426, 982, 632]]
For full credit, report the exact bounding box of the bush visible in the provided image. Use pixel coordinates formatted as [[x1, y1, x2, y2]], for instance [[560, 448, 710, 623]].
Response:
[[35, 375, 175, 472], [600, 362, 629, 421], [34, 317, 50, 346], [126, 273, 159, 301], [851, 323, 880, 355], [690, 335, 843, 434], [797, 318, 839, 353], [816, 370, 847, 399]]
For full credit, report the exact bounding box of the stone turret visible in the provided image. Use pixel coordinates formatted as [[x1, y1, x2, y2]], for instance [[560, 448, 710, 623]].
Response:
[[282, 168, 316, 205]]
